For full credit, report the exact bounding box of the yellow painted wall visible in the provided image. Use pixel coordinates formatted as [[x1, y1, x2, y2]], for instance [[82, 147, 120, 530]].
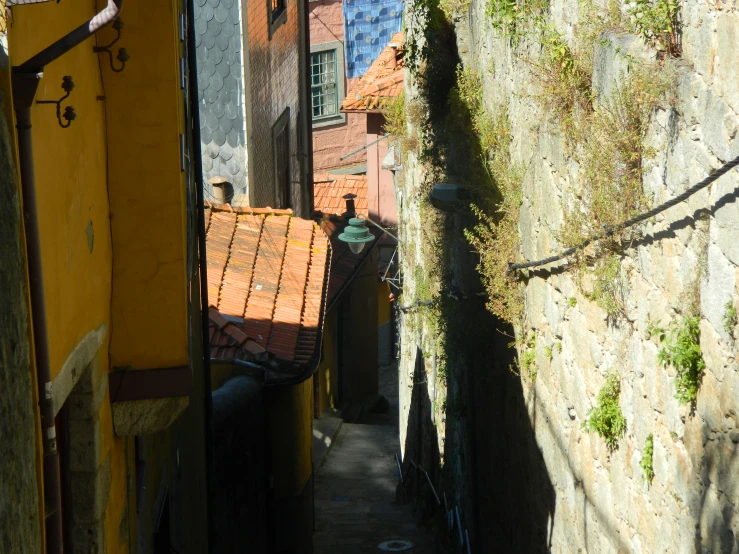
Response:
[[8, 1, 188, 551], [270, 379, 313, 497], [315, 310, 337, 415], [9, 0, 113, 381], [378, 280, 391, 326], [98, 0, 189, 370]]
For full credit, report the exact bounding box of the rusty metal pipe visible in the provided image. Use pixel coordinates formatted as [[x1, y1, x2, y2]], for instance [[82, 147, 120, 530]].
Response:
[[16, 0, 123, 73], [12, 3, 124, 552]]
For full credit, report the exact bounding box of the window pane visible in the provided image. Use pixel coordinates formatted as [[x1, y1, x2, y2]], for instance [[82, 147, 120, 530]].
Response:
[[310, 50, 338, 119]]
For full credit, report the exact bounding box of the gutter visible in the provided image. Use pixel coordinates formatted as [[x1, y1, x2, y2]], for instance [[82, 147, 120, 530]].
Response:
[[11, 3, 123, 553]]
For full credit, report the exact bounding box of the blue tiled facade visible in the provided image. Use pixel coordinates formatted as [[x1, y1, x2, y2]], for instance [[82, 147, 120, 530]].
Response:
[[342, 0, 403, 79]]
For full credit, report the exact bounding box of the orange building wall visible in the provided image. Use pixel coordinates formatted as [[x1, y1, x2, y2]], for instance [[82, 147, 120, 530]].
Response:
[[309, 0, 367, 172]]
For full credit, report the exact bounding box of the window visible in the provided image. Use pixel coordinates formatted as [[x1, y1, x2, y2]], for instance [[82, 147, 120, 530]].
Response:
[[268, 0, 287, 37], [311, 50, 337, 119], [273, 109, 291, 209], [310, 41, 346, 129], [271, 0, 286, 20]]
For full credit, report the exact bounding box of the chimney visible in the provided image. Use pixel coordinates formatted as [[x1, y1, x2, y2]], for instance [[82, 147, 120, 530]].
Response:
[[342, 193, 357, 219], [388, 42, 399, 69], [208, 175, 228, 205]]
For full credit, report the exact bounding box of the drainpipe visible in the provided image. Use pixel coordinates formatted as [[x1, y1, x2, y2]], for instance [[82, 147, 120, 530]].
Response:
[[12, 2, 123, 553], [303, 0, 314, 215], [186, 0, 215, 547]]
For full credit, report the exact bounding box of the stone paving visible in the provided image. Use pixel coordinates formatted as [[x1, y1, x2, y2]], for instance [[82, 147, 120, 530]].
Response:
[[313, 364, 437, 554]]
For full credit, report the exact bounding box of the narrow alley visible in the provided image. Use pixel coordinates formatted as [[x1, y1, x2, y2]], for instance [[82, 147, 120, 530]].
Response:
[[313, 363, 437, 554]]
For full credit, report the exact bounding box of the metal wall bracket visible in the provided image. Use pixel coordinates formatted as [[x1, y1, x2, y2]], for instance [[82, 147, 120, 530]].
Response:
[[93, 17, 129, 73], [35, 75, 76, 128]]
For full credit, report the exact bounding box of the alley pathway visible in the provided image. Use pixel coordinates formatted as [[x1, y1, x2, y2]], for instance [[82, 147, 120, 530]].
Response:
[[313, 364, 437, 554]]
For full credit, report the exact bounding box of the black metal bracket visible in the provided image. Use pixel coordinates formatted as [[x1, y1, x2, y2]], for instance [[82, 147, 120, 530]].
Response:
[[93, 17, 129, 73], [35, 75, 76, 128]]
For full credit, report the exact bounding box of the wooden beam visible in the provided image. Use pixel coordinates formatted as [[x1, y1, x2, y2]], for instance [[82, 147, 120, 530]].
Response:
[[109, 366, 192, 402]]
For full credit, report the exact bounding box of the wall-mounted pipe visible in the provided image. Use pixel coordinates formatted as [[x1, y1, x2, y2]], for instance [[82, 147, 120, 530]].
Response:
[[12, 3, 124, 552], [185, 0, 215, 546], [15, 0, 123, 73]]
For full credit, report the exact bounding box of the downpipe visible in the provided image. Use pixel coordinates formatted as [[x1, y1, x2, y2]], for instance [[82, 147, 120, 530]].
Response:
[[185, 0, 215, 547], [12, 2, 123, 552]]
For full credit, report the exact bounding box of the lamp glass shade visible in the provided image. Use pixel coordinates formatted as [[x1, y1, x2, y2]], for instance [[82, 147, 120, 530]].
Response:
[[348, 241, 366, 254]]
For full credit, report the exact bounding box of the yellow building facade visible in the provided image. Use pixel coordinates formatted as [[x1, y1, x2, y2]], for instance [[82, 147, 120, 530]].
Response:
[[2, 0, 206, 551]]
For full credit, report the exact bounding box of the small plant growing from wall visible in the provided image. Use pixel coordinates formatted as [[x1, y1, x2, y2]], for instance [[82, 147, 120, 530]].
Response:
[[486, 0, 548, 45], [627, 0, 680, 57], [723, 301, 737, 340], [522, 336, 537, 381], [584, 254, 625, 322], [582, 373, 626, 450], [653, 316, 705, 408], [640, 433, 655, 485], [511, 334, 538, 381]]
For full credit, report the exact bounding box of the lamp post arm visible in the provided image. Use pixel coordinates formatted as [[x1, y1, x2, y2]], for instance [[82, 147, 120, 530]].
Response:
[[364, 216, 398, 241]]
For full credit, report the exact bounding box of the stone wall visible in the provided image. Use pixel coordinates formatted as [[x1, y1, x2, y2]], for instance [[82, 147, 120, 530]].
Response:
[[0, 66, 42, 554], [397, 0, 739, 552]]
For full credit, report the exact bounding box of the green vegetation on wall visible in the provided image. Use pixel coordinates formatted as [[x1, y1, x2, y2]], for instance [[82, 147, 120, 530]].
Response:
[[723, 301, 737, 339], [447, 67, 524, 325], [582, 373, 626, 450], [653, 316, 706, 407], [640, 433, 655, 485], [627, 0, 680, 56]]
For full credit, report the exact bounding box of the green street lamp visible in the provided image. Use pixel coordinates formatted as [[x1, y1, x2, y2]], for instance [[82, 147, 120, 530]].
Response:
[[338, 218, 376, 254]]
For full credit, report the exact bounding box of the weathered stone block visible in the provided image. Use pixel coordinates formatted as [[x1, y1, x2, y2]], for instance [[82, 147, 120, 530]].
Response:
[[701, 243, 736, 343], [70, 454, 111, 524], [715, 12, 739, 116], [112, 396, 189, 436], [69, 416, 102, 473]]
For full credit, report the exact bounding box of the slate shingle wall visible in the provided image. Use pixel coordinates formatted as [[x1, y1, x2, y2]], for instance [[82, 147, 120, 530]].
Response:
[[194, 0, 248, 201]]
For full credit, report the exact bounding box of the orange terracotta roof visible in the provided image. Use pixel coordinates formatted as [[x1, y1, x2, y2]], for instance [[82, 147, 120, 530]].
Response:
[[313, 173, 369, 219], [341, 31, 404, 113], [205, 202, 331, 368]]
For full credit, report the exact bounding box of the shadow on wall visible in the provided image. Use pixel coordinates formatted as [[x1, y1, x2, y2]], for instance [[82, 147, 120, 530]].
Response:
[[694, 419, 739, 552], [211, 376, 268, 554], [396, 11, 556, 550]]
